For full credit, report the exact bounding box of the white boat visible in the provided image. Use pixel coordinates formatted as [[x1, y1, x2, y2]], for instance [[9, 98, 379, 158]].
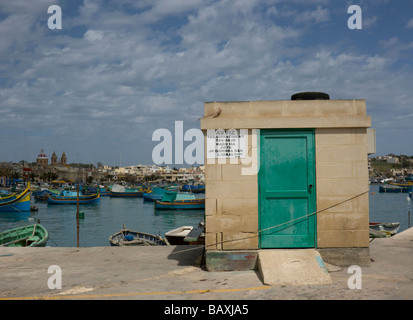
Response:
[[165, 226, 193, 245]]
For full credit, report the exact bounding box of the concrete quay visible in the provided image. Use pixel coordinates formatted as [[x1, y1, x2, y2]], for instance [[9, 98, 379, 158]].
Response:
[[1, 228, 412, 301]]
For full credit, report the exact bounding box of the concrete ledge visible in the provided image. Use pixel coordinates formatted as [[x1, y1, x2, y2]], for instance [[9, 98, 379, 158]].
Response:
[[201, 115, 371, 130], [205, 250, 258, 271], [317, 247, 371, 267]]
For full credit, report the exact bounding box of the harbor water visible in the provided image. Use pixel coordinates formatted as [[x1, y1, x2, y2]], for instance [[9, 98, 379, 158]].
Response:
[[368, 184, 412, 233], [0, 184, 411, 247], [0, 194, 205, 247]]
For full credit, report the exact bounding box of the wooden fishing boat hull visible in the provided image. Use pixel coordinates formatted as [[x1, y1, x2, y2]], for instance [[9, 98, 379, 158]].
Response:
[[0, 224, 49, 247], [154, 198, 205, 210], [388, 181, 413, 187], [109, 228, 169, 246], [0, 187, 31, 212], [109, 190, 143, 197], [47, 193, 100, 205], [379, 184, 412, 193]]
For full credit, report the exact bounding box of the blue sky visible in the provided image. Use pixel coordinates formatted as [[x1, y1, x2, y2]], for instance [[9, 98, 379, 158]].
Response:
[[1, 0, 412, 166]]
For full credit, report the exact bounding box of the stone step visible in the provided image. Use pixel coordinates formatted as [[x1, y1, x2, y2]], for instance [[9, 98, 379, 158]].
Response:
[[258, 249, 332, 286]]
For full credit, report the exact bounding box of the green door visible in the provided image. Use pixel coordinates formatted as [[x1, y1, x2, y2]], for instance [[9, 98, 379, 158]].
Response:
[[259, 129, 316, 248]]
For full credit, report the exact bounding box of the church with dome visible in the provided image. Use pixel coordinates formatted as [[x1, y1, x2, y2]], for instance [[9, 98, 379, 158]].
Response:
[[36, 149, 67, 166]]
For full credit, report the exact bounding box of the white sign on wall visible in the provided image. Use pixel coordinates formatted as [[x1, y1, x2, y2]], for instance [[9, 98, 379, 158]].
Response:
[[206, 128, 247, 159]]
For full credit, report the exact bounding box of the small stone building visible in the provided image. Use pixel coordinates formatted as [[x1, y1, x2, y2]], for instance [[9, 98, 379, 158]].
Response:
[[201, 93, 373, 271]]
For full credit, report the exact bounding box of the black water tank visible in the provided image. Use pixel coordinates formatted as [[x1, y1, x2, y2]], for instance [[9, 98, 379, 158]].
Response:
[[291, 92, 330, 100]]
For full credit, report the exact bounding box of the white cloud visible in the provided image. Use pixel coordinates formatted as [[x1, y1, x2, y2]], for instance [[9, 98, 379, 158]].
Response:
[[294, 5, 330, 24], [363, 15, 378, 28], [84, 30, 104, 41], [0, 0, 412, 163]]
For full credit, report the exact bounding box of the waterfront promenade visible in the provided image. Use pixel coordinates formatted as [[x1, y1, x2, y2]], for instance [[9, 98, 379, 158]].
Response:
[[1, 227, 412, 301]]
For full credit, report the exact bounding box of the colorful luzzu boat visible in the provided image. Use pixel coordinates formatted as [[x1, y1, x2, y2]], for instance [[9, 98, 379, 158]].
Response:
[[143, 187, 166, 202], [0, 185, 31, 212], [154, 190, 205, 210], [47, 190, 100, 205], [109, 184, 143, 197]]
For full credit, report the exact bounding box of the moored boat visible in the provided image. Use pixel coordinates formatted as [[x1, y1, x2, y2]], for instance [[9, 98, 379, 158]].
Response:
[[181, 184, 205, 193], [0, 224, 49, 247], [388, 180, 413, 187], [109, 184, 143, 197], [154, 190, 205, 210], [109, 225, 169, 246], [33, 189, 54, 201], [379, 184, 412, 193], [369, 222, 400, 238], [0, 185, 31, 212], [84, 186, 110, 196], [47, 192, 100, 205], [165, 226, 194, 245], [143, 187, 165, 202], [155, 198, 205, 210]]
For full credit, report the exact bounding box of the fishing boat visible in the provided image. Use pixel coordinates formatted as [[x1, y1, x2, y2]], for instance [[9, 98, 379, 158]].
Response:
[[0, 224, 49, 247], [0, 185, 31, 212], [47, 192, 100, 205], [143, 187, 165, 202], [369, 222, 400, 238], [388, 180, 413, 187], [181, 184, 205, 193], [33, 189, 54, 201], [379, 184, 412, 193], [84, 186, 110, 196], [109, 225, 169, 246], [109, 184, 143, 197], [154, 190, 205, 210], [165, 226, 194, 245], [165, 220, 205, 245]]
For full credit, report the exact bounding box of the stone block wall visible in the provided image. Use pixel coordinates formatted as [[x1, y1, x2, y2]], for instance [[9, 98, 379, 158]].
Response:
[[315, 128, 370, 247], [204, 130, 259, 250], [201, 99, 371, 252]]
